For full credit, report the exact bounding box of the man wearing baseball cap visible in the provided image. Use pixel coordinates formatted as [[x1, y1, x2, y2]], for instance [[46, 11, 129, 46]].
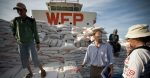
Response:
[[13, 2, 27, 10], [12, 2, 46, 78], [122, 24, 150, 78]]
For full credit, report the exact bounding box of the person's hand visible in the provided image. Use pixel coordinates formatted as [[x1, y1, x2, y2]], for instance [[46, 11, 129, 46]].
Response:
[[36, 43, 40, 51], [76, 65, 83, 72]]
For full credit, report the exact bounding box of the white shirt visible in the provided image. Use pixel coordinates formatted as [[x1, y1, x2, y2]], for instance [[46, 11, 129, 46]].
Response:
[[83, 43, 114, 67], [122, 48, 150, 78]]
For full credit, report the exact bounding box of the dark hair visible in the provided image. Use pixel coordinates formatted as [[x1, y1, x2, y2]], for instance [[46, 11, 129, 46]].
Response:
[[92, 29, 102, 36], [113, 29, 118, 33], [134, 36, 150, 43]]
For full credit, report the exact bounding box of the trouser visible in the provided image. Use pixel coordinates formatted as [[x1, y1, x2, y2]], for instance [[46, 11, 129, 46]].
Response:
[[18, 42, 40, 68], [90, 65, 104, 78]]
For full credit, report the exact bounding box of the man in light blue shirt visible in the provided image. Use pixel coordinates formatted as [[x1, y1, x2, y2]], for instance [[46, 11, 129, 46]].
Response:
[[77, 28, 114, 78]]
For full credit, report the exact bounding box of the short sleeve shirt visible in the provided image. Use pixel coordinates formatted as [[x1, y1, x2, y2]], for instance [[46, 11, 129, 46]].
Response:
[[122, 49, 150, 78]]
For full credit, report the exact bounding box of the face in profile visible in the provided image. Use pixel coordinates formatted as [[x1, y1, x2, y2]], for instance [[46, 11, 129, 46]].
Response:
[[125, 38, 135, 54]]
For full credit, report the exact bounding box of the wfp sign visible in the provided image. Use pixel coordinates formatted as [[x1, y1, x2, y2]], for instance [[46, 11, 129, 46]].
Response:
[[32, 10, 96, 27]]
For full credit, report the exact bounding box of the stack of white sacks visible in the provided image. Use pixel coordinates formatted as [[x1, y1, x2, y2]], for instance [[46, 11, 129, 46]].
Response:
[[74, 26, 108, 48], [37, 21, 108, 52], [0, 19, 108, 76], [36, 21, 76, 52], [0, 19, 19, 75], [0, 20, 108, 77]]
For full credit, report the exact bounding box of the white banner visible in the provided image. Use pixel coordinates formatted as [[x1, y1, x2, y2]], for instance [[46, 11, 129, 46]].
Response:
[[32, 10, 97, 27]]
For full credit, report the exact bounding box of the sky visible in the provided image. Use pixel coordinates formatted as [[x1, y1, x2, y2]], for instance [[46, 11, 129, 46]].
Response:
[[0, 0, 150, 39]]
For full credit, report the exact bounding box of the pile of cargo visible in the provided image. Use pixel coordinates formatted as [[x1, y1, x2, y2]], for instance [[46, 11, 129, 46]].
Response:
[[0, 19, 20, 76], [37, 21, 108, 49], [0, 20, 109, 78]]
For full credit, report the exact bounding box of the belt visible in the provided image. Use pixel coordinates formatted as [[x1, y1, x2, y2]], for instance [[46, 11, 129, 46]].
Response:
[[91, 65, 105, 68]]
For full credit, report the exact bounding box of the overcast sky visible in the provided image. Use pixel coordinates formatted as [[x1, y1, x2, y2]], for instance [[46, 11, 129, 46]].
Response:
[[0, 0, 150, 39]]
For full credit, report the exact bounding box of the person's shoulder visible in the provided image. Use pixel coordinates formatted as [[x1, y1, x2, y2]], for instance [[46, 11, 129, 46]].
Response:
[[131, 48, 150, 57], [88, 43, 95, 47], [103, 42, 111, 46], [109, 34, 113, 36], [89, 43, 94, 46], [129, 48, 150, 65], [133, 47, 150, 53], [26, 17, 35, 22], [103, 42, 113, 48], [12, 17, 21, 21]]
